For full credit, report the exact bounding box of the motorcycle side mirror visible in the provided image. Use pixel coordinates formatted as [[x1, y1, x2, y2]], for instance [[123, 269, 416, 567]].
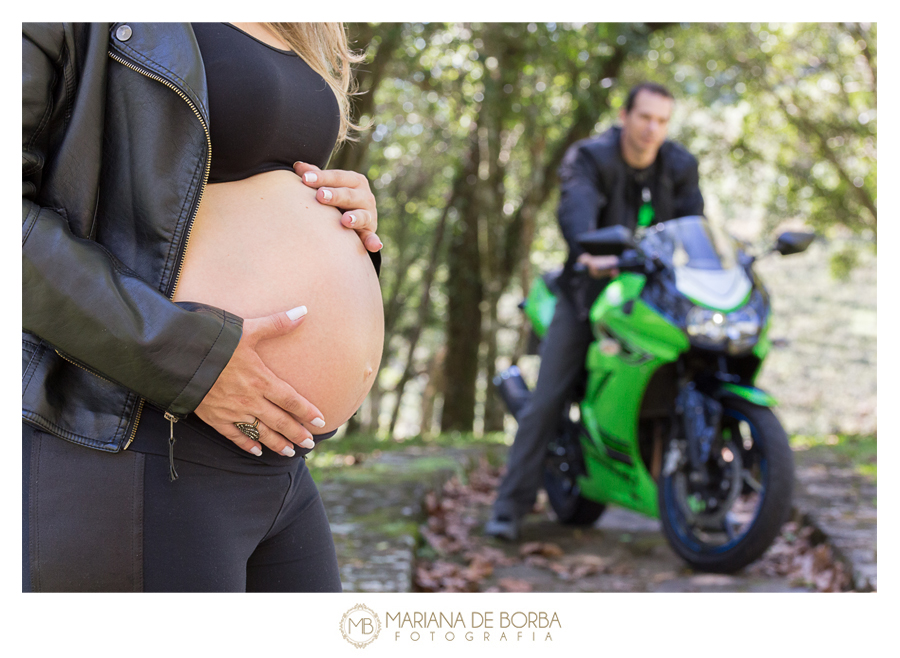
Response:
[[774, 231, 816, 256], [577, 225, 634, 256]]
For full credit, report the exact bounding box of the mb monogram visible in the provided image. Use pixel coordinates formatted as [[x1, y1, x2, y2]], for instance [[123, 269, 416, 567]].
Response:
[[340, 604, 382, 648]]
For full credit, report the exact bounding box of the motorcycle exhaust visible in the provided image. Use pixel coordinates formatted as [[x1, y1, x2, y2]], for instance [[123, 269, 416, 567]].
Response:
[[493, 365, 532, 420]]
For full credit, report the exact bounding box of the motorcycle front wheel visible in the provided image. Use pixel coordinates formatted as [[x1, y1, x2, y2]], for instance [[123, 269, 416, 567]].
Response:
[[658, 398, 794, 573]]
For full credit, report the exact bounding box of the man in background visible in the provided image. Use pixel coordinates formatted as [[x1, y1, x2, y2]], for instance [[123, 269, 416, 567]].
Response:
[[486, 82, 705, 540]]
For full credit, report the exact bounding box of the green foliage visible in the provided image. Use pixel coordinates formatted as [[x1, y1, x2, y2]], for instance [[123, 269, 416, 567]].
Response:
[[306, 429, 508, 465], [339, 22, 876, 439], [629, 23, 876, 239], [791, 433, 877, 483], [829, 244, 860, 280]]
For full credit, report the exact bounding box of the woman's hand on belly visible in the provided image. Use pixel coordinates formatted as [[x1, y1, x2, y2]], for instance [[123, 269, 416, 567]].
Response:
[[293, 162, 382, 253], [175, 170, 384, 435], [193, 306, 325, 458]]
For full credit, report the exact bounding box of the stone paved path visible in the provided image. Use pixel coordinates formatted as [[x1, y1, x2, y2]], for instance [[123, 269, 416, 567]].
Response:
[[473, 508, 814, 593], [792, 447, 877, 591], [312, 443, 876, 593], [311, 447, 481, 592]]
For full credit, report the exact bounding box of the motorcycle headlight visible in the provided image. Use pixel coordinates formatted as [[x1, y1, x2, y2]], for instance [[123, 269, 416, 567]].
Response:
[[686, 307, 728, 348], [686, 306, 760, 354], [724, 306, 761, 354]]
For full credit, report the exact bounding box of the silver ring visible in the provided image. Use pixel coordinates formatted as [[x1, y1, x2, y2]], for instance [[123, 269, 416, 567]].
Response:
[[234, 417, 260, 441]]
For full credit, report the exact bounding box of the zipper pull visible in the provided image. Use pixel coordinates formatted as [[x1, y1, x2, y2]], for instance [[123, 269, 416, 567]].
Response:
[[164, 411, 179, 481], [638, 187, 655, 228]]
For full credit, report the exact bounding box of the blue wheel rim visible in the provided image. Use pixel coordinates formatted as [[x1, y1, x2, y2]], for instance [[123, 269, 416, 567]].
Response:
[[663, 408, 769, 555]]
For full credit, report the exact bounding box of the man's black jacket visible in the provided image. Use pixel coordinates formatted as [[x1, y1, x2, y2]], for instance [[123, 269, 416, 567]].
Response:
[[22, 23, 245, 452], [556, 126, 704, 300]]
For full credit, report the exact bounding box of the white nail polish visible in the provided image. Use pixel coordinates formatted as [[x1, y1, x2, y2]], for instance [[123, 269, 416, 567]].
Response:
[[347, 214, 357, 226], [286, 305, 308, 321], [281, 446, 296, 458], [304, 172, 317, 183], [311, 417, 325, 428], [322, 189, 332, 201], [250, 446, 263, 456], [301, 439, 315, 449]]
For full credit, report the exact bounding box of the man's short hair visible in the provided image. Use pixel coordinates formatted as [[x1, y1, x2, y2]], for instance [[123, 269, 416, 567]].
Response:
[[625, 82, 674, 113]]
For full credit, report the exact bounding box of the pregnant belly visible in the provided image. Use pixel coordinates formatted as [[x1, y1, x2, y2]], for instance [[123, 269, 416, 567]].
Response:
[[173, 170, 384, 433]]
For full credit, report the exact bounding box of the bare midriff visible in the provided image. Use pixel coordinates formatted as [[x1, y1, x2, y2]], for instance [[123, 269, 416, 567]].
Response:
[[173, 169, 384, 434]]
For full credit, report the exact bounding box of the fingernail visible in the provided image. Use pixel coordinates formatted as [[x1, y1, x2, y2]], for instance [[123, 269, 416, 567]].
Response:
[[250, 446, 263, 457], [300, 438, 315, 449], [311, 417, 326, 428], [376, 240, 384, 250], [281, 445, 296, 457], [347, 214, 356, 226], [287, 305, 308, 321], [322, 189, 333, 201], [304, 172, 317, 183]]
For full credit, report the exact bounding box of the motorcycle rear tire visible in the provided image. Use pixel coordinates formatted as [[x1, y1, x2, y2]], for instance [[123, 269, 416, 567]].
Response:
[[658, 398, 794, 573], [543, 465, 606, 526]]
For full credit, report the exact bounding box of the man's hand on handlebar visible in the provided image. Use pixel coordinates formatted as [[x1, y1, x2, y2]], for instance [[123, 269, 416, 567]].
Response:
[[577, 253, 620, 279]]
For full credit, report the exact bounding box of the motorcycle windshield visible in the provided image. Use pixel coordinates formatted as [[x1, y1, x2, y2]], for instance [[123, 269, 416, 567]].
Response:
[[639, 215, 737, 271], [641, 216, 751, 311]]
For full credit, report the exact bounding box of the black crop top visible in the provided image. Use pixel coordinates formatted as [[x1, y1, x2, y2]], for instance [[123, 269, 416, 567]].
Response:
[[192, 23, 341, 183]]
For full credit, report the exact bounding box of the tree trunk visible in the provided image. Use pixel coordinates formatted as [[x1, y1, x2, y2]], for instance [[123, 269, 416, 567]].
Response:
[[481, 300, 506, 432], [419, 346, 445, 437], [364, 382, 384, 435], [386, 184, 456, 436], [440, 129, 483, 432]]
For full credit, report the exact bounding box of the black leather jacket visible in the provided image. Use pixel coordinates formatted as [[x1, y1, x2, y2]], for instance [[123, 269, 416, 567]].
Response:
[[22, 23, 245, 452], [556, 126, 704, 301]]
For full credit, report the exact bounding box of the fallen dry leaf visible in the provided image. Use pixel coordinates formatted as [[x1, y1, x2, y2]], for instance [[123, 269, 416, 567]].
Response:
[[519, 542, 564, 558], [569, 564, 601, 579], [746, 521, 852, 592], [463, 545, 515, 567], [463, 558, 494, 581], [498, 578, 533, 592], [524, 555, 551, 569]]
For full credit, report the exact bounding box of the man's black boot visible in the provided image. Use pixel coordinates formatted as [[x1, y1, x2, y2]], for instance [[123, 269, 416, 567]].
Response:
[[484, 514, 520, 541]]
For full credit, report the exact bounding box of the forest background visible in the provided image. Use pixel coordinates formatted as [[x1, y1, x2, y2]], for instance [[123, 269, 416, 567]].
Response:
[[327, 22, 877, 443]]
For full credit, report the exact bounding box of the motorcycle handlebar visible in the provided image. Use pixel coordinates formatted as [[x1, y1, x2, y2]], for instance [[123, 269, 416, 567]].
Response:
[[617, 249, 644, 271]]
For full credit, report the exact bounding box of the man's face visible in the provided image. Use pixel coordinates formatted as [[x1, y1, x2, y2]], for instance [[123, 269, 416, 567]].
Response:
[[619, 90, 674, 161]]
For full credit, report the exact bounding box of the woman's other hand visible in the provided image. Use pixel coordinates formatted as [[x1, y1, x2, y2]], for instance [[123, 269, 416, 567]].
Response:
[[193, 305, 325, 458], [293, 162, 382, 253]]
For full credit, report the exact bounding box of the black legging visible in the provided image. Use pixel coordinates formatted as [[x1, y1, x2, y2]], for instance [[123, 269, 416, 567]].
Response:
[[23, 409, 341, 592]]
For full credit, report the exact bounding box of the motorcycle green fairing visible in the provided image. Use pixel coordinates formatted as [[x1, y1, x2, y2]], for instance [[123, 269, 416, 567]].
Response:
[[524, 271, 775, 519]]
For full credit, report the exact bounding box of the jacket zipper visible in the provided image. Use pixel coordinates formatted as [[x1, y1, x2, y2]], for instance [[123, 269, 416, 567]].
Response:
[[107, 50, 212, 452], [163, 411, 180, 480], [54, 348, 115, 384], [55, 346, 147, 456]]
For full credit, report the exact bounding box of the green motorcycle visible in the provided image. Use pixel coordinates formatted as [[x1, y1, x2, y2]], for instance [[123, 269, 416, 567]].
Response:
[[495, 215, 814, 573]]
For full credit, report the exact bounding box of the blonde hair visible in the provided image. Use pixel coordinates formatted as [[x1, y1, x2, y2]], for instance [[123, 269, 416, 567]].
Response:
[[263, 22, 365, 143]]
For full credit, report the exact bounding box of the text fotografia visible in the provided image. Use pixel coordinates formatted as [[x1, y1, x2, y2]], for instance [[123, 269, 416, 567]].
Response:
[[387, 611, 561, 642]]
